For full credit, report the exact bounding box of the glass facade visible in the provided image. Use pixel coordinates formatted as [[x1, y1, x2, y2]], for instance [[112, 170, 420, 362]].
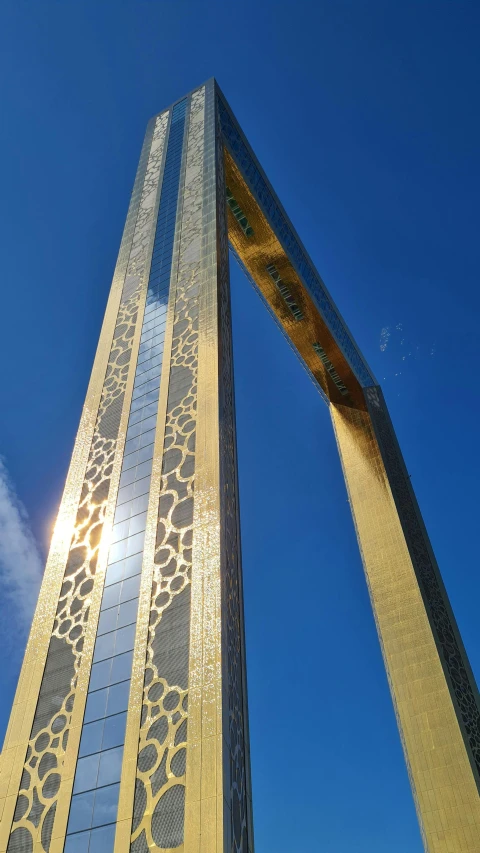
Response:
[[64, 99, 187, 853]]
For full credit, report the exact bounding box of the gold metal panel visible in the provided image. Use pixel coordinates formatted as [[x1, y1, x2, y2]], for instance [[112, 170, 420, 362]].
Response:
[[331, 402, 480, 852], [224, 150, 364, 410], [184, 84, 224, 853]]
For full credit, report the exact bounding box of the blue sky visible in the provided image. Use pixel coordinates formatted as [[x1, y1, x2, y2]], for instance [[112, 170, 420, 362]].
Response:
[[1, 1, 480, 850]]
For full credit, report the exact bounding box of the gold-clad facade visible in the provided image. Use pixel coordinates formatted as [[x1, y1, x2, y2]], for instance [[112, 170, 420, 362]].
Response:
[[331, 400, 480, 851], [1, 78, 479, 853]]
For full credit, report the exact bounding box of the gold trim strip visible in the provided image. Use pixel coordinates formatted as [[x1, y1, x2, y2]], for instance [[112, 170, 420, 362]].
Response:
[[184, 82, 224, 853]]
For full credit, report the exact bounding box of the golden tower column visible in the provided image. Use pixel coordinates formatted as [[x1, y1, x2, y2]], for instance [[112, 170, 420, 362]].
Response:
[[332, 388, 480, 852], [216, 80, 480, 851], [115, 80, 254, 853]]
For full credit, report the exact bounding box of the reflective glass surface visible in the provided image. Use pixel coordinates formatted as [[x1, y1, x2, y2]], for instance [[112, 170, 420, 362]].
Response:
[[65, 97, 188, 846]]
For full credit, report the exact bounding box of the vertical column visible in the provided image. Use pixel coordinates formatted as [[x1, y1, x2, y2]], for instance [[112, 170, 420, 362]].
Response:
[[215, 93, 254, 853], [0, 111, 153, 839], [182, 78, 224, 853], [1, 110, 169, 853], [126, 87, 206, 853], [331, 395, 480, 852], [182, 79, 253, 853], [60, 102, 188, 853]]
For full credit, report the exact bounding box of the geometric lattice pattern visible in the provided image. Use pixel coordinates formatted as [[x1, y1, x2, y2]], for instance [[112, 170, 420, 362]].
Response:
[[6, 289, 141, 853]]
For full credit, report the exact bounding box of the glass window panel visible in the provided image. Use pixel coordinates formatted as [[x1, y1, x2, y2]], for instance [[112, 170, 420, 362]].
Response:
[[136, 355, 152, 372], [120, 574, 141, 603], [137, 354, 162, 375], [89, 823, 116, 853], [84, 688, 108, 723], [129, 401, 148, 423], [79, 719, 104, 757], [106, 680, 130, 717], [136, 365, 160, 387], [141, 401, 159, 421], [73, 753, 100, 794], [135, 472, 152, 497], [131, 460, 152, 484], [113, 501, 132, 525], [145, 377, 160, 395], [138, 428, 156, 449], [136, 444, 154, 466], [67, 790, 95, 834], [123, 551, 143, 578], [110, 519, 130, 544], [64, 830, 90, 853], [148, 333, 165, 350], [125, 419, 142, 441], [97, 607, 118, 637], [130, 391, 147, 411], [102, 711, 127, 751], [141, 317, 159, 335], [129, 511, 147, 537], [104, 560, 125, 587], [101, 582, 122, 611], [115, 481, 135, 506], [92, 783, 120, 829], [132, 492, 149, 516], [138, 332, 154, 348], [150, 266, 170, 279], [97, 746, 123, 788], [107, 538, 127, 565], [142, 347, 162, 366], [122, 449, 140, 472], [93, 632, 116, 664], [118, 465, 136, 489], [142, 356, 163, 376], [110, 651, 133, 686], [114, 623, 136, 656], [117, 598, 138, 629], [89, 659, 112, 693], [142, 389, 159, 406], [138, 340, 152, 357], [124, 435, 140, 456], [126, 530, 145, 558]]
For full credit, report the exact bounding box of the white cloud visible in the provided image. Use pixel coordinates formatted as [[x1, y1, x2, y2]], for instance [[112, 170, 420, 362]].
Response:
[[0, 458, 43, 634], [379, 326, 391, 352]]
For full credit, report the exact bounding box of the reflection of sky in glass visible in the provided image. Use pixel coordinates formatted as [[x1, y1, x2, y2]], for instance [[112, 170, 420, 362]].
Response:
[[65, 98, 187, 853]]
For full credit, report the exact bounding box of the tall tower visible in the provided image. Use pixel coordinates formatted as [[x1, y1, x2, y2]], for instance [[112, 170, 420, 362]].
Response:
[[1, 79, 479, 853]]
